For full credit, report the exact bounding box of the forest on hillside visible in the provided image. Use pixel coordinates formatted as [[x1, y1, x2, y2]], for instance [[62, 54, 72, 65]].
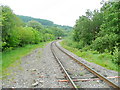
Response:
[[62, 1, 119, 68], [0, 5, 72, 52], [17, 15, 72, 30]]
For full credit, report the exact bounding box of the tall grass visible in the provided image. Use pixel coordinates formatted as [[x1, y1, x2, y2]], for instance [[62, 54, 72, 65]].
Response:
[[60, 40, 119, 71]]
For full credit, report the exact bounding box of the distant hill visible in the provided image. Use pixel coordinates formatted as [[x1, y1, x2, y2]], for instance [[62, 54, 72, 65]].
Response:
[[17, 15, 72, 30]]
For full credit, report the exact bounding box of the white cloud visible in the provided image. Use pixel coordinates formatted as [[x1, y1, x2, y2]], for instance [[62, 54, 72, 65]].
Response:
[[0, 0, 102, 26]]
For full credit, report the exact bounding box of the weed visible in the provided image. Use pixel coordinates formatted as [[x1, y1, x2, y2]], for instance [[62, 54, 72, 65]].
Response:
[[79, 72, 84, 76]]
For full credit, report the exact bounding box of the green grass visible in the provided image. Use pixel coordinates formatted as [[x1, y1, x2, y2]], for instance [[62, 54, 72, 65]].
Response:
[[2, 42, 49, 71], [60, 41, 119, 71]]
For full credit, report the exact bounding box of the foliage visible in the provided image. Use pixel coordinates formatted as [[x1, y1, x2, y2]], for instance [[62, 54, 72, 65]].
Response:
[[7, 27, 21, 47], [17, 15, 73, 30], [60, 40, 119, 71], [73, 2, 119, 55], [73, 16, 92, 44], [112, 47, 119, 65], [66, 1, 119, 68], [94, 2, 120, 53], [27, 20, 43, 30], [17, 15, 54, 26], [1, 5, 23, 50], [1, 5, 67, 51], [2, 6, 20, 41], [91, 33, 118, 53], [18, 27, 39, 45], [73, 10, 103, 45], [50, 27, 65, 37], [90, 2, 119, 66]]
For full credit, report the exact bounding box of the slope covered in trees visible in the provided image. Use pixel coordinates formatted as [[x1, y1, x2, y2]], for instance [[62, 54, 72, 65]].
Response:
[[17, 15, 54, 26], [17, 15, 72, 30]]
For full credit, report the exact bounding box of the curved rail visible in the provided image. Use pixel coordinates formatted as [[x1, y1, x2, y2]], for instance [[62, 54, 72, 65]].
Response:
[[51, 41, 78, 89], [55, 41, 120, 89]]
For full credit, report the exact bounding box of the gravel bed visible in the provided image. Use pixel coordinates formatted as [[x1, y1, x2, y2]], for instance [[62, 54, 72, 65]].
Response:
[[55, 41, 119, 88], [2, 42, 70, 88]]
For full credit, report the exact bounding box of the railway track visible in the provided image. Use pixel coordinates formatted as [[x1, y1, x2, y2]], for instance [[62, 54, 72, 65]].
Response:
[[51, 41, 120, 89], [51, 41, 78, 89]]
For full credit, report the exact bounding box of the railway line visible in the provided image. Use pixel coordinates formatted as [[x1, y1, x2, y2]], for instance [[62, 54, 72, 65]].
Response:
[[51, 41, 120, 89]]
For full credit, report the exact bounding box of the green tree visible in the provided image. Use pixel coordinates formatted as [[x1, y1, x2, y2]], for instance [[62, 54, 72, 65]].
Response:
[[19, 27, 35, 45], [27, 20, 43, 31], [1, 5, 23, 50], [91, 2, 119, 53], [73, 16, 93, 45], [91, 10, 104, 39], [73, 9, 104, 46]]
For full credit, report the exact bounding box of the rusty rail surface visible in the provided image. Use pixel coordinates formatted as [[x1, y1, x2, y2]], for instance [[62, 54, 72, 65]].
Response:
[[55, 41, 120, 89], [51, 41, 78, 89]]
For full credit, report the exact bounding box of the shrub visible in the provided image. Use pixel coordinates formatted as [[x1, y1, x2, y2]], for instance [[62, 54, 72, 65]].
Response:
[[7, 27, 21, 47], [18, 27, 35, 45], [91, 33, 118, 53], [32, 30, 41, 44]]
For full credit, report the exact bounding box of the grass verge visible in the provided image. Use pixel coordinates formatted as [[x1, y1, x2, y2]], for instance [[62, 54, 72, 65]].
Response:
[[60, 40, 118, 71], [2, 41, 49, 71]]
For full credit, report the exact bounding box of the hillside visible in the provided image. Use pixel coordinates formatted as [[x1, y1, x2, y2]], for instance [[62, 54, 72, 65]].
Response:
[[17, 15, 72, 30]]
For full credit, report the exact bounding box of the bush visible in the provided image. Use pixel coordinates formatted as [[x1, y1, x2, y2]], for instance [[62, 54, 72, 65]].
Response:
[[91, 33, 118, 53], [32, 30, 41, 44], [43, 33, 55, 41], [7, 27, 21, 47], [76, 41, 86, 49], [18, 27, 35, 45]]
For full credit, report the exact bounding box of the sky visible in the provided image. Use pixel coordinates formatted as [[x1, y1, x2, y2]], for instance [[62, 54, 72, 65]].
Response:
[[0, 0, 102, 26]]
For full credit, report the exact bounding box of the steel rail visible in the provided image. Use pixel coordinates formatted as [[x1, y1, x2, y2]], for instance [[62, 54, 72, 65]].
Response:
[[55, 41, 120, 89], [51, 41, 78, 89]]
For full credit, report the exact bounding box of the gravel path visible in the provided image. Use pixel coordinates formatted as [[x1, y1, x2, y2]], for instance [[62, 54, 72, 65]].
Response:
[[2, 42, 69, 88]]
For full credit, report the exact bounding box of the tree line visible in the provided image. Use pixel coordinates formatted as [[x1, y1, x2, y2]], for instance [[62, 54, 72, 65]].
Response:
[[0, 5, 67, 51], [17, 15, 72, 30], [72, 1, 119, 64]]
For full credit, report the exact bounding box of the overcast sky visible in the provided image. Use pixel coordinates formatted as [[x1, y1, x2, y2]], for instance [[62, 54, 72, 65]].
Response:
[[1, 0, 102, 26]]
